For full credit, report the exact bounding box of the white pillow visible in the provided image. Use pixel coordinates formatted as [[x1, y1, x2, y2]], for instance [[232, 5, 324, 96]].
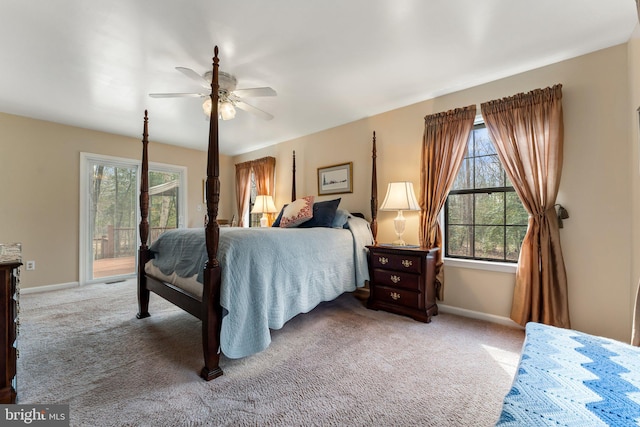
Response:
[[279, 196, 314, 228]]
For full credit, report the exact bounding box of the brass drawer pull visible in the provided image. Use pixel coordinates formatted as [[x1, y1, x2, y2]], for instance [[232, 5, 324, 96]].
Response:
[[402, 259, 413, 268], [378, 256, 388, 265], [390, 292, 401, 300], [390, 275, 400, 284]]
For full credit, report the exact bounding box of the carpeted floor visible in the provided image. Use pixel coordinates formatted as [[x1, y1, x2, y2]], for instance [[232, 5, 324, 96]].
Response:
[[16, 279, 524, 426]]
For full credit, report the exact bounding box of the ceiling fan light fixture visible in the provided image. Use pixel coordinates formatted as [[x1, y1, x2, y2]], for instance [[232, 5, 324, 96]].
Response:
[[201, 98, 236, 120], [219, 101, 236, 120], [152, 67, 275, 120], [202, 98, 212, 116]]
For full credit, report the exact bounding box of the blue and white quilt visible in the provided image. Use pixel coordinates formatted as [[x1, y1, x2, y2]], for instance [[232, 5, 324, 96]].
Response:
[[148, 216, 373, 359], [497, 322, 640, 426]]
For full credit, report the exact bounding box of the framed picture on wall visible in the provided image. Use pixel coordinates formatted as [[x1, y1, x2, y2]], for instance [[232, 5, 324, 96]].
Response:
[[317, 162, 353, 195]]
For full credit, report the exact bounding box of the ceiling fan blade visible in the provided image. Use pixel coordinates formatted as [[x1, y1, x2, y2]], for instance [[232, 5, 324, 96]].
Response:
[[232, 87, 277, 97], [176, 67, 210, 89], [149, 93, 206, 98], [235, 100, 274, 121]]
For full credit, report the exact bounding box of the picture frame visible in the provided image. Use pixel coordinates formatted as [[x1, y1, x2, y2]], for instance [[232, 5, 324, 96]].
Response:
[[317, 162, 353, 195]]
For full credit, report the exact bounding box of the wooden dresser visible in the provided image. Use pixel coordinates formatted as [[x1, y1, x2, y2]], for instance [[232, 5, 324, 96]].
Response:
[[0, 259, 20, 404], [366, 245, 438, 323]]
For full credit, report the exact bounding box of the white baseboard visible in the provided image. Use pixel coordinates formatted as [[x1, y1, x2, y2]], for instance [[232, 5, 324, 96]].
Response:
[[20, 281, 79, 294], [438, 303, 523, 330]]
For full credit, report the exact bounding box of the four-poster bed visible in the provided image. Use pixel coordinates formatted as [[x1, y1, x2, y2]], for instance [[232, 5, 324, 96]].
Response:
[[136, 46, 378, 380]]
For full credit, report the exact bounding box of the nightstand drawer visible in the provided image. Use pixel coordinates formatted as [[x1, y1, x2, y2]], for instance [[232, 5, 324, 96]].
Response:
[[371, 252, 422, 274], [372, 269, 420, 291], [372, 285, 420, 309], [366, 245, 438, 323]]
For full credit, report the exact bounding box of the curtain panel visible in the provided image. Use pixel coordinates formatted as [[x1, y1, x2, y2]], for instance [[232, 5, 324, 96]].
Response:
[[235, 156, 276, 227], [252, 156, 276, 197], [481, 84, 570, 328], [419, 105, 476, 299], [235, 162, 252, 227], [252, 157, 277, 224]]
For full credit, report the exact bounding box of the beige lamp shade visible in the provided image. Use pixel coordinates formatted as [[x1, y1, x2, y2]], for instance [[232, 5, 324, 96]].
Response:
[[379, 182, 419, 245], [251, 195, 278, 227], [380, 182, 420, 211], [251, 195, 278, 214]]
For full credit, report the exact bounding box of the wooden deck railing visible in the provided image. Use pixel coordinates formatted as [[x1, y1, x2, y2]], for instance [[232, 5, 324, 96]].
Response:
[[93, 226, 175, 259]]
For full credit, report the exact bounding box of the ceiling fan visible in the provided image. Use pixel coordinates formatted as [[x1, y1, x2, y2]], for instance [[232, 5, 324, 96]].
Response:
[[149, 67, 276, 120]]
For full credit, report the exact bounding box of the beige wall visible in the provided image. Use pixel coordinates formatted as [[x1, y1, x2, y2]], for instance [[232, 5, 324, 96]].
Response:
[[0, 113, 234, 288], [233, 44, 635, 342]]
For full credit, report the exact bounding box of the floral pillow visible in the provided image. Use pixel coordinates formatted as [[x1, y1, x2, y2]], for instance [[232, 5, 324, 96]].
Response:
[[279, 196, 314, 228]]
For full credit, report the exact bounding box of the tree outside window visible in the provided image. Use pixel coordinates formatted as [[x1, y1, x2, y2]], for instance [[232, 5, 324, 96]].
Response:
[[445, 124, 528, 262]]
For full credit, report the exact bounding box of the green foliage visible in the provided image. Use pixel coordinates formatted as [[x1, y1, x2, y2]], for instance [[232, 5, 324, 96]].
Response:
[[91, 167, 180, 258], [92, 165, 137, 235], [446, 125, 529, 262], [148, 171, 179, 229]]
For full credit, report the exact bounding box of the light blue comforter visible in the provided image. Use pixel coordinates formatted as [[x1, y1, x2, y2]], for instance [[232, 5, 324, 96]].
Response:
[[149, 216, 373, 358]]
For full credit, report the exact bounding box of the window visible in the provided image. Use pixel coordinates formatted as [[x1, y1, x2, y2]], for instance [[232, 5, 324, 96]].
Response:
[[148, 169, 182, 241], [244, 172, 266, 227], [444, 123, 528, 263], [248, 172, 261, 227]]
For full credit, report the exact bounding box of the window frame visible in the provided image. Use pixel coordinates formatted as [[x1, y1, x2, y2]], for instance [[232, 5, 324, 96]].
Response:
[[443, 122, 527, 265], [79, 152, 187, 285]]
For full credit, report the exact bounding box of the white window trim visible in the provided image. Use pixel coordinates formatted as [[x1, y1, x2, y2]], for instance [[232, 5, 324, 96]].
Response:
[[148, 160, 188, 229], [440, 115, 522, 273], [443, 257, 517, 273]]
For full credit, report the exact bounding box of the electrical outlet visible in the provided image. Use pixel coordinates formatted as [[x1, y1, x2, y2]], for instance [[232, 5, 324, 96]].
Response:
[[26, 261, 35, 271]]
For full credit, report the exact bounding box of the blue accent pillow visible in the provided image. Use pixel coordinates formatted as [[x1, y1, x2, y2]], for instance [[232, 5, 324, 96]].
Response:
[[272, 205, 287, 227], [332, 209, 350, 228], [298, 198, 341, 228]]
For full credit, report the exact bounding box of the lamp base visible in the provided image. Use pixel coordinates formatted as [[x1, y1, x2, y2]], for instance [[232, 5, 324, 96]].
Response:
[[392, 211, 407, 246], [260, 214, 268, 227]]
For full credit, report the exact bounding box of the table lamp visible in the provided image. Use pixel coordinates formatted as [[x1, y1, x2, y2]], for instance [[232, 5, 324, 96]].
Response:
[[251, 195, 278, 227], [379, 182, 420, 245]]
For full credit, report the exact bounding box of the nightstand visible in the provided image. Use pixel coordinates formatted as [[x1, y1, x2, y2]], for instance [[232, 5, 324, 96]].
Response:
[[366, 245, 439, 323]]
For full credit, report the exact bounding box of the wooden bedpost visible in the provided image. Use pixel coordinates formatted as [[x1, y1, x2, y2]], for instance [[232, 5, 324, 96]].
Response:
[[201, 46, 224, 381], [291, 150, 297, 202], [370, 131, 378, 244], [136, 110, 151, 319]]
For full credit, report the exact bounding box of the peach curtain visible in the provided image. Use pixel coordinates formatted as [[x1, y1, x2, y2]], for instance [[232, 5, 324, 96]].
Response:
[[252, 157, 277, 224], [235, 162, 252, 227], [252, 157, 276, 197], [419, 105, 476, 299], [481, 84, 570, 328], [235, 156, 277, 227]]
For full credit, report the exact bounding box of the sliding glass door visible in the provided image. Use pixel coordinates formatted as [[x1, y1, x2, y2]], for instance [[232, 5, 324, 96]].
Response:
[[80, 153, 186, 284], [81, 155, 139, 282]]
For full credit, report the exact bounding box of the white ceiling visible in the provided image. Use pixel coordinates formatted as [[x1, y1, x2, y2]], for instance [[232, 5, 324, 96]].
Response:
[[0, 1, 637, 156]]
